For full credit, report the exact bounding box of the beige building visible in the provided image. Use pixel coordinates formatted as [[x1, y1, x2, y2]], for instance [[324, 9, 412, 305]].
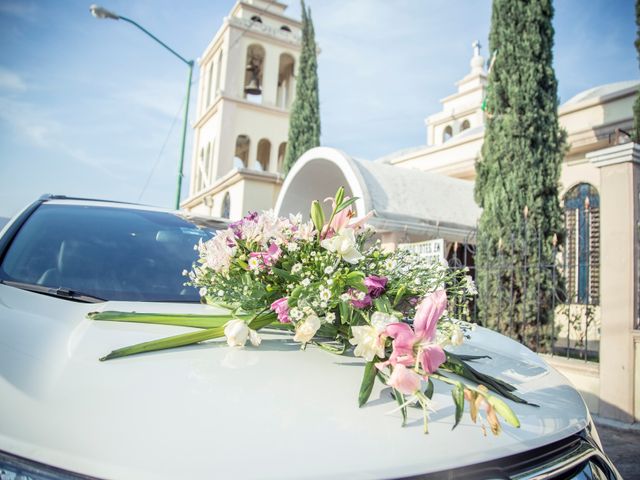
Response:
[[181, 0, 301, 219]]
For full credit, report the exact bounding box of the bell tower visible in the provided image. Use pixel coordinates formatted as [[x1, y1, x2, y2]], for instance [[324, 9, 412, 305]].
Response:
[[182, 0, 302, 219]]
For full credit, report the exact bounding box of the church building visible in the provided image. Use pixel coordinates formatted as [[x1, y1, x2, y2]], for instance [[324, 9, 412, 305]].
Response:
[[181, 0, 301, 218]]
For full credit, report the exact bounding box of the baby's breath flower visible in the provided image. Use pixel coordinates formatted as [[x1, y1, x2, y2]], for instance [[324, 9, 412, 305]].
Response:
[[301, 278, 311, 287], [325, 312, 336, 323]]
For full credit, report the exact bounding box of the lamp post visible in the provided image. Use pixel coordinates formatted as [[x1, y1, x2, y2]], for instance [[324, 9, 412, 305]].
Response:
[[90, 4, 194, 210]]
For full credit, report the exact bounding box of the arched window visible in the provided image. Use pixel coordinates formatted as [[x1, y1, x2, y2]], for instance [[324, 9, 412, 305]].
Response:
[[206, 141, 214, 182], [280, 25, 292, 32], [206, 61, 214, 107], [443, 125, 453, 142], [234, 135, 250, 169], [244, 44, 265, 102], [460, 119, 470, 131], [277, 53, 295, 109], [221, 192, 231, 219], [215, 50, 223, 93], [195, 148, 205, 192], [563, 183, 600, 304], [250, 15, 262, 23], [256, 139, 271, 171], [277, 142, 287, 172]]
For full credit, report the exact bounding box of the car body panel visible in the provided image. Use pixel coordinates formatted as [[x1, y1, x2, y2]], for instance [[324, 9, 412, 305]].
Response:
[[0, 283, 589, 480]]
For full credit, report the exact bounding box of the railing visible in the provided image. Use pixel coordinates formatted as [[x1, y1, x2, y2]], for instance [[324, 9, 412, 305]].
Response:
[[447, 224, 600, 362]]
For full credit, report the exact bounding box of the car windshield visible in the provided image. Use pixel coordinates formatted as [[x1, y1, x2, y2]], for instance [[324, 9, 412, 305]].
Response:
[[0, 203, 223, 302]]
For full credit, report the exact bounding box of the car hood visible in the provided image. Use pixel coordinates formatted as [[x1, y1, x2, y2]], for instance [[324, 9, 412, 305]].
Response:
[[0, 284, 589, 480]]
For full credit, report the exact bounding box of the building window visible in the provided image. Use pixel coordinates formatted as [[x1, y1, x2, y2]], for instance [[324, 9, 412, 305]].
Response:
[[277, 53, 295, 109], [280, 25, 292, 32], [277, 142, 287, 172], [460, 119, 470, 131], [215, 50, 223, 94], [244, 44, 265, 102], [256, 138, 271, 171], [206, 61, 214, 107], [563, 183, 600, 304], [250, 15, 262, 23], [443, 125, 453, 142], [234, 135, 250, 169], [221, 192, 231, 219]]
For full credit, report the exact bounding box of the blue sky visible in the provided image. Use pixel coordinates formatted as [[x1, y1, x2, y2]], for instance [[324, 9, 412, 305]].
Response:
[[0, 0, 636, 219]]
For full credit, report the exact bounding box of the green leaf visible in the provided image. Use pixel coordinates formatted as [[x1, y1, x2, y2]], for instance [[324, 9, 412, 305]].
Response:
[[443, 352, 537, 406], [310, 200, 325, 234], [487, 395, 520, 428], [358, 361, 377, 407], [451, 382, 465, 430], [99, 325, 226, 361], [424, 378, 434, 399], [271, 267, 298, 282], [335, 197, 358, 214], [345, 271, 366, 292], [393, 285, 406, 307], [290, 285, 303, 301], [393, 388, 408, 427], [87, 311, 244, 329], [334, 186, 345, 207]]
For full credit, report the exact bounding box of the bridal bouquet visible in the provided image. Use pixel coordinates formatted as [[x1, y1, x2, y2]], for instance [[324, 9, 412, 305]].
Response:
[[89, 187, 534, 435]]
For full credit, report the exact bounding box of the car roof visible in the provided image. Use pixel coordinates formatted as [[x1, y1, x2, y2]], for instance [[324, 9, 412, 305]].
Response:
[[39, 195, 227, 223]]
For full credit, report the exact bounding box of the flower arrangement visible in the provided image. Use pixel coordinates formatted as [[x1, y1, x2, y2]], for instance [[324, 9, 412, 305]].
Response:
[[89, 187, 534, 435]]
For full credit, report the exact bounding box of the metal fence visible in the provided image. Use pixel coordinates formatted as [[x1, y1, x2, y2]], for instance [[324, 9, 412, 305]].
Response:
[[446, 221, 600, 362]]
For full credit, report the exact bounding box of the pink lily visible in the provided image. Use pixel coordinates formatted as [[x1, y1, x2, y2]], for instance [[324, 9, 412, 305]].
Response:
[[249, 243, 281, 268], [321, 196, 373, 239], [387, 364, 422, 395], [377, 289, 448, 374]]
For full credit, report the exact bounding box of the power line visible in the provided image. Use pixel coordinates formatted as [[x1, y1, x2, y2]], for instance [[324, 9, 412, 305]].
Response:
[[137, 95, 186, 202]]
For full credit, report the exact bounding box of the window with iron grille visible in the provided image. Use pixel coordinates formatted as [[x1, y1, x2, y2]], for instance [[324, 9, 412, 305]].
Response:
[[563, 183, 600, 305]]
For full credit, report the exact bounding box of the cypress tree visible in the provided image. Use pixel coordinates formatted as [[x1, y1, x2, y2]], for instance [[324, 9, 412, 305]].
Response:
[[283, 0, 320, 174], [474, 0, 566, 350], [634, 0, 640, 141]]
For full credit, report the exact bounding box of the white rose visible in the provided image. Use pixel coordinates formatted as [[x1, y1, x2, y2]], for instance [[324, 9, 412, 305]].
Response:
[[224, 319, 261, 347], [293, 314, 321, 343], [320, 228, 363, 264]]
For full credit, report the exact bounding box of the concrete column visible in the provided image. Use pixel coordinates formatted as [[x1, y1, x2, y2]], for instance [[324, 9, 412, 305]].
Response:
[[587, 142, 640, 422]]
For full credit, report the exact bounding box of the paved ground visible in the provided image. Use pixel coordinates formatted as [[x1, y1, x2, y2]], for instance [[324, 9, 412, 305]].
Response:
[[596, 421, 640, 479]]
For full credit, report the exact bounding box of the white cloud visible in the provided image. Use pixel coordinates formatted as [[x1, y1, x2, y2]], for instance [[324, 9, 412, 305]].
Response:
[[0, 67, 27, 92], [0, 96, 125, 180], [0, 1, 37, 21]]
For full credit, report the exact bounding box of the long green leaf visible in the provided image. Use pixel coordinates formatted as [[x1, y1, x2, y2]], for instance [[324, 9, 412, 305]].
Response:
[[451, 382, 465, 429], [335, 197, 358, 214], [358, 361, 377, 407], [444, 352, 537, 406], [88, 311, 244, 329], [100, 325, 226, 361]]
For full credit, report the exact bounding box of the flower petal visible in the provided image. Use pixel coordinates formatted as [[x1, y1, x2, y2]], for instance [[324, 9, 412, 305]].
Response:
[[414, 289, 447, 340], [419, 344, 446, 374]]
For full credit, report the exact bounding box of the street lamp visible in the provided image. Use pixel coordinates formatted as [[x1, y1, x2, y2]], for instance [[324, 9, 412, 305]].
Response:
[[90, 4, 194, 210]]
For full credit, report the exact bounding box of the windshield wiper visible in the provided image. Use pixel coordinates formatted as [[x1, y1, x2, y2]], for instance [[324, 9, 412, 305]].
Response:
[[0, 279, 106, 303]]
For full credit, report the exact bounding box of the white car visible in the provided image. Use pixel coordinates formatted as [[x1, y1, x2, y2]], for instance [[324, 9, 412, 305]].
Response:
[[0, 196, 620, 479]]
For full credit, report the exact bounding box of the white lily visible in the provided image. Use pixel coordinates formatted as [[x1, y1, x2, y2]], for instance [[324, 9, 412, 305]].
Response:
[[349, 312, 396, 361], [320, 227, 363, 264]]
